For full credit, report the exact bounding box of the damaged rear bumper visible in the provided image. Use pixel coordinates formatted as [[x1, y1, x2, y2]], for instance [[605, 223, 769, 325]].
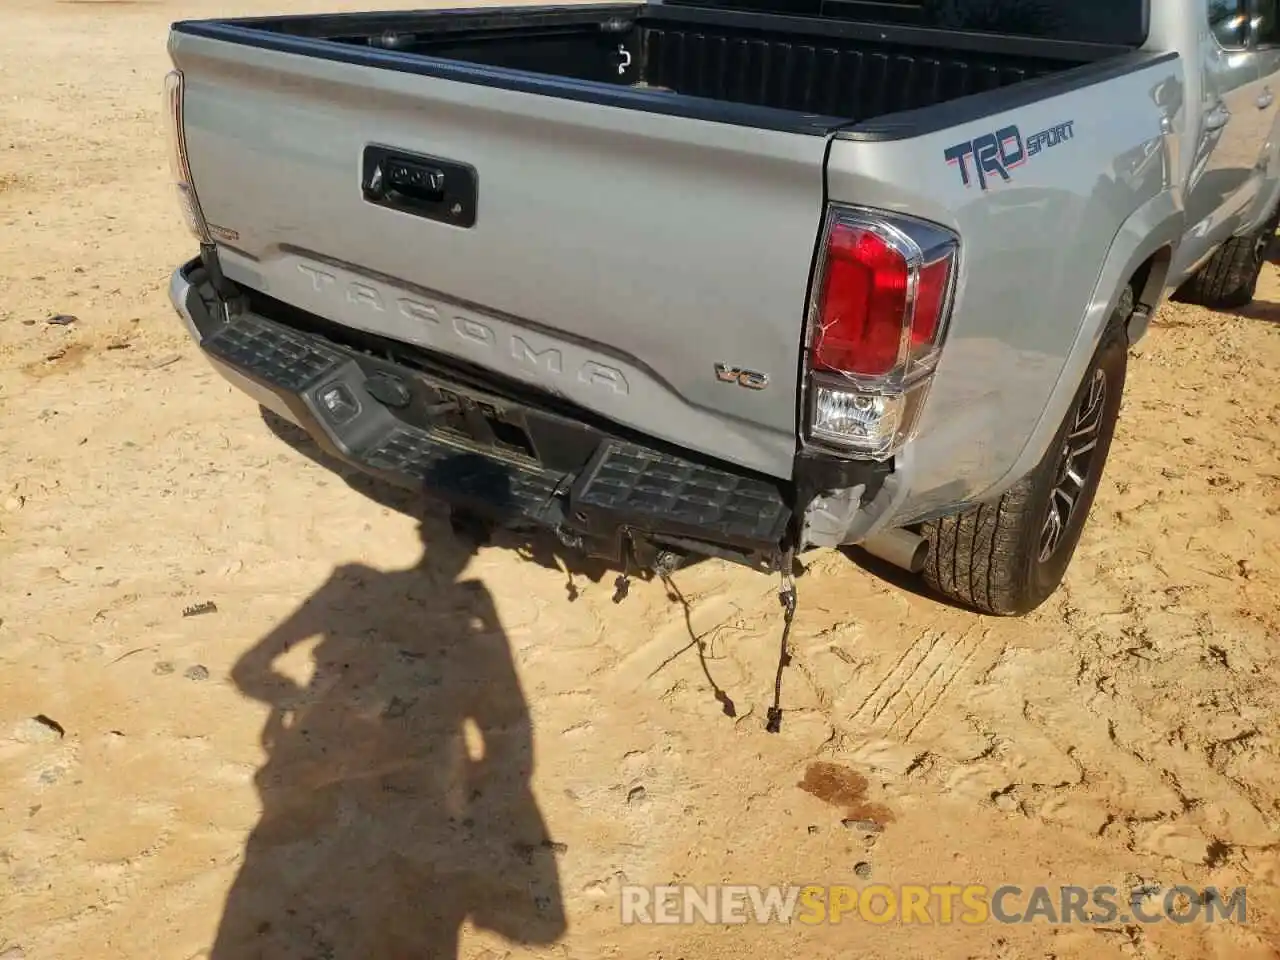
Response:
[[169, 255, 817, 570]]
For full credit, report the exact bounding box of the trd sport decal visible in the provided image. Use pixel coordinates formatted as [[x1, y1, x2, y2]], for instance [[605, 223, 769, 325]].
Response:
[[944, 120, 1076, 190]]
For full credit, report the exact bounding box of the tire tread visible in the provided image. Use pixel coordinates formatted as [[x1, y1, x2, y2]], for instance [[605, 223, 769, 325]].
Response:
[[920, 319, 1128, 616], [1174, 212, 1277, 310]]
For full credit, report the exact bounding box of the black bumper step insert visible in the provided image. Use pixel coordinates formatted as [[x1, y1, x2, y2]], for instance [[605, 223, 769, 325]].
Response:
[[571, 440, 791, 549], [204, 310, 346, 392]]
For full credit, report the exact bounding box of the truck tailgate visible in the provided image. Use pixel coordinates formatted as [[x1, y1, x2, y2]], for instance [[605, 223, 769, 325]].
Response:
[[169, 31, 831, 480]]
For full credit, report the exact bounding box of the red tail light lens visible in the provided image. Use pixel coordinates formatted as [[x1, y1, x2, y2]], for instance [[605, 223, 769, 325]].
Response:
[[812, 224, 910, 377], [912, 255, 953, 352], [809, 212, 956, 380], [804, 206, 959, 459]]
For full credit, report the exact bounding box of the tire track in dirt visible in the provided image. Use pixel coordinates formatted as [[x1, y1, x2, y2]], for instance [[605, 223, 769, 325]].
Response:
[[846, 624, 987, 742]]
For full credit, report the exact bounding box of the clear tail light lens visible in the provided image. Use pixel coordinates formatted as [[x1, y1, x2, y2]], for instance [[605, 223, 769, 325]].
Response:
[[810, 388, 904, 450], [804, 206, 958, 460], [164, 70, 211, 243]]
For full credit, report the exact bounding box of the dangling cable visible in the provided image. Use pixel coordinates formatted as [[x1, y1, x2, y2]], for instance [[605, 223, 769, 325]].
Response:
[[765, 553, 797, 733], [612, 531, 635, 604]]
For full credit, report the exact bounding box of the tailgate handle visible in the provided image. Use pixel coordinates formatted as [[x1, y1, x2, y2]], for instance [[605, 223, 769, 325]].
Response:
[[361, 145, 478, 228], [385, 158, 446, 202]]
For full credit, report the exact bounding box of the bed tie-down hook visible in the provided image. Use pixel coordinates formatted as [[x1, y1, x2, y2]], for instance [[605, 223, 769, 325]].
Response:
[[617, 44, 632, 75]]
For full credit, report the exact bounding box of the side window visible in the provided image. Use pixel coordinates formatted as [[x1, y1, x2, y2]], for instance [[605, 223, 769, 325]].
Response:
[[1256, 0, 1280, 46], [1210, 0, 1250, 48], [915, 0, 1146, 46]]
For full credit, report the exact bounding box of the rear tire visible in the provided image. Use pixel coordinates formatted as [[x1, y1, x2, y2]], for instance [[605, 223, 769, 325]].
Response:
[[920, 295, 1129, 616], [1173, 208, 1280, 309]]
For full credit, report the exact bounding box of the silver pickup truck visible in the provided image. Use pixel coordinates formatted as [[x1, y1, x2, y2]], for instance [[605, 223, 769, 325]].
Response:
[[163, 0, 1280, 617]]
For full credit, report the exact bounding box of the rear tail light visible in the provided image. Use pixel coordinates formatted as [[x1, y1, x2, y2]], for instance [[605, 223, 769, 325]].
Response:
[[805, 206, 958, 460], [164, 70, 211, 243]]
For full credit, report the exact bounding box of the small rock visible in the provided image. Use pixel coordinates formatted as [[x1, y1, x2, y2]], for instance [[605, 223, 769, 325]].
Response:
[[10, 715, 64, 744], [841, 818, 885, 834], [854, 861, 873, 879], [45, 314, 77, 326], [0, 945, 26, 960], [3, 497, 23, 512], [626, 785, 647, 805], [993, 792, 1021, 814], [153, 661, 175, 676], [993, 794, 1019, 813], [807, 825, 819, 835], [184, 665, 210, 682], [541, 840, 568, 854]]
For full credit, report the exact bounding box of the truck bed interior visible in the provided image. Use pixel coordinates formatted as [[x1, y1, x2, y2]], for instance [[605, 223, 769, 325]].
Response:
[[180, 1, 1148, 129]]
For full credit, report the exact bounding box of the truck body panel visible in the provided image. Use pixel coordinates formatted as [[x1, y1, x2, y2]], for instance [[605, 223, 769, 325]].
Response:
[[169, 3, 1118, 480], [162, 0, 1280, 606], [820, 52, 1182, 531], [171, 28, 834, 479]]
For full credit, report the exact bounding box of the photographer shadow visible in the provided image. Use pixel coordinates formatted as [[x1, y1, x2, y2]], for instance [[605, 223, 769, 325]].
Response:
[[210, 449, 567, 959], [257, 407, 629, 591]]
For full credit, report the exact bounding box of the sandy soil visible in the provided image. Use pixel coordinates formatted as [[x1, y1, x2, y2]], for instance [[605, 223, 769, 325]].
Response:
[[2, 1, 1280, 957]]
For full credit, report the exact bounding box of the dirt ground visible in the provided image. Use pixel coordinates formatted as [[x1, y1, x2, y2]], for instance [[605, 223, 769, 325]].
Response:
[[2, 1, 1280, 957]]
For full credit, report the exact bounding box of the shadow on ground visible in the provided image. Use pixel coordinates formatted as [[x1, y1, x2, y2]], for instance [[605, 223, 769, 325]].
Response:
[[1244, 238, 1280, 322], [1230, 299, 1280, 324], [840, 545, 978, 614], [258, 406, 632, 594], [210, 454, 567, 959]]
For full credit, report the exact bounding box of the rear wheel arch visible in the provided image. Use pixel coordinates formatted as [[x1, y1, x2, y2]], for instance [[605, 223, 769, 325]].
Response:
[[920, 304, 1130, 615], [968, 203, 1182, 512], [913, 234, 1177, 615]]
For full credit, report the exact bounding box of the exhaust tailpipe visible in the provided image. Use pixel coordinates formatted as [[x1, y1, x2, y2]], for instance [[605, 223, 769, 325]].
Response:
[[859, 527, 928, 574]]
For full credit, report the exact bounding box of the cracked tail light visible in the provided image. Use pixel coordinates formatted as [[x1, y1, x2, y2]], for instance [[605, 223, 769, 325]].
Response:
[[805, 205, 958, 460], [164, 70, 211, 243]]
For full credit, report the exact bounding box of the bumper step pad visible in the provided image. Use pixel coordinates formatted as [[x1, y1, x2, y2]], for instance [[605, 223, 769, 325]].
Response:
[[204, 311, 346, 392], [571, 441, 790, 549]]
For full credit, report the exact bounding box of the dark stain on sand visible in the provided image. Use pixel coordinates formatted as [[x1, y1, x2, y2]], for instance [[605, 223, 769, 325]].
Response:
[[798, 762, 895, 825]]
